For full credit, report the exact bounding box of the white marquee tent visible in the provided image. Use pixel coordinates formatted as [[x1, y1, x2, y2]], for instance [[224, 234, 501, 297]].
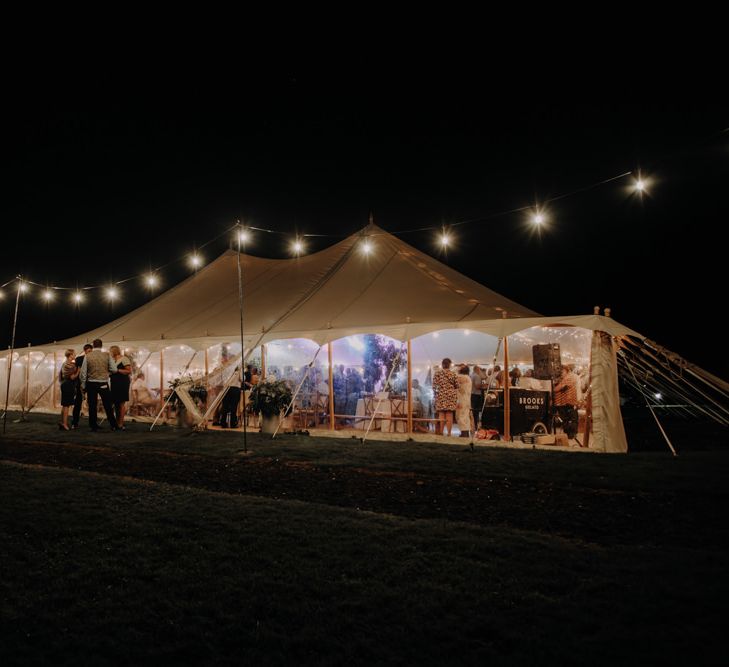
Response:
[[6, 224, 720, 453]]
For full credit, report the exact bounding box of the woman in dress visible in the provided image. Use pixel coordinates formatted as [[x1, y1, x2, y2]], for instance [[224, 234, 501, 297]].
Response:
[[456, 364, 473, 437], [109, 345, 132, 429], [432, 357, 458, 436], [58, 348, 79, 430]]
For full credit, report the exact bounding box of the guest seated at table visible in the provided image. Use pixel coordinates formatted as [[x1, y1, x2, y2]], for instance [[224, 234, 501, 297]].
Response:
[[410, 379, 429, 432], [131, 372, 158, 415]]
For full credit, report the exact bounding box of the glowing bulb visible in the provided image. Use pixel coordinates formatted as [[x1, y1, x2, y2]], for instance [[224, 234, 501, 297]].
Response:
[[440, 234, 450, 247], [532, 212, 545, 225], [42, 289, 54, 302], [18, 282, 28, 293], [145, 274, 158, 288], [362, 240, 372, 254], [73, 291, 83, 304], [635, 180, 645, 192], [190, 255, 202, 268], [292, 240, 304, 256], [0, 289, 4, 299], [238, 229, 251, 244], [106, 287, 119, 300], [654, 392, 662, 400]]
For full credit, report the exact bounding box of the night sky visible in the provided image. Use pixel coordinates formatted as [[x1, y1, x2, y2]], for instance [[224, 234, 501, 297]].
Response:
[[3, 70, 728, 377]]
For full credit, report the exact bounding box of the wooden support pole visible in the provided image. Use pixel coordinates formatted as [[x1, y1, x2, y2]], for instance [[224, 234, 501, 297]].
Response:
[[24, 344, 31, 412], [261, 344, 267, 380], [328, 343, 335, 430], [159, 348, 165, 407], [407, 339, 413, 434], [52, 351, 58, 409], [503, 333, 510, 442]]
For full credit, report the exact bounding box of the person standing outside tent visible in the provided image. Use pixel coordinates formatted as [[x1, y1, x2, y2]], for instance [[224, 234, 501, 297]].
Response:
[[80, 338, 118, 431], [109, 345, 132, 429], [71, 343, 93, 428], [58, 349, 80, 430]]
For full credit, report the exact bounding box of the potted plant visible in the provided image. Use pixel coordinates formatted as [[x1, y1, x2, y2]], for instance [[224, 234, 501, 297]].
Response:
[[249, 378, 293, 435]]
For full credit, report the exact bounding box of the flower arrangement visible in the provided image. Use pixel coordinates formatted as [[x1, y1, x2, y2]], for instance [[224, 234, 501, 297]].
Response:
[[168, 374, 208, 407], [249, 378, 292, 418]]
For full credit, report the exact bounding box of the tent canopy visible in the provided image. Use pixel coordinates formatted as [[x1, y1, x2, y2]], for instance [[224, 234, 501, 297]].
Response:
[[40, 224, 643, 352]]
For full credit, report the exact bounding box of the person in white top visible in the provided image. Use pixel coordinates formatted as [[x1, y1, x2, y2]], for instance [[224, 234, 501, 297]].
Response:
[[456, 365, 474, 437], [132, 372, 158, 413]]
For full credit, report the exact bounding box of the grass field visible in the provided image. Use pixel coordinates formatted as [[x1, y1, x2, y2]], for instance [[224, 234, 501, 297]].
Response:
[[1, 411, 728, 664]]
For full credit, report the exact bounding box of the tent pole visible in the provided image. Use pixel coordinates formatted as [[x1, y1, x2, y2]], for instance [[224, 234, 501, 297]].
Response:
[[237, 227, 247, 453], [52, 351, 58, 409], [2, 280, 21, 434], [261, 344, 267, 380], [407, 339, 413, 434], [23, 343, 31, 417], [502, 314, 510, 442], [159, 348, 164, 416], [328, 343, 334, 430]]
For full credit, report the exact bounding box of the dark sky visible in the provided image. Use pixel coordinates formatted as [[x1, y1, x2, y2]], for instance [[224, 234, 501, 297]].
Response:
[[2, 69, 728, 377]]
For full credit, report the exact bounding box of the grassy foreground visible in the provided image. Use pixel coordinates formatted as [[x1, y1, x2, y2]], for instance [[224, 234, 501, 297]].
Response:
[[1, 455, 728, 665]]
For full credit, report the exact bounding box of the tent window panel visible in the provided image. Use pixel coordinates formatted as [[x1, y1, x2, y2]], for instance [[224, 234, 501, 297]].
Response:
[[28, 353, 54, 411]]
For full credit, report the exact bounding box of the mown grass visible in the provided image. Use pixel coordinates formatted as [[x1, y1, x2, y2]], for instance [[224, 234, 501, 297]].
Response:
[[1, 461, 727, 665], [3, 411, 729, 494]]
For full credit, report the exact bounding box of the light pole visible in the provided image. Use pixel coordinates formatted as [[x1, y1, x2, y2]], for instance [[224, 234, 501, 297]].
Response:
[[237, 225, 248, 452], [3, 277, 23, 434]]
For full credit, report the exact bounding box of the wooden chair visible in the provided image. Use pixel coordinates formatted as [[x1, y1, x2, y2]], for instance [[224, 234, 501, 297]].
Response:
[[389, 394, 406, 432]]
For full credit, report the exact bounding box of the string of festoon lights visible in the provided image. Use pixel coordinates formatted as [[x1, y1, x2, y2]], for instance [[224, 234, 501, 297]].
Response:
[[0, 168, 660, 306], [8, 116, 729, 304]]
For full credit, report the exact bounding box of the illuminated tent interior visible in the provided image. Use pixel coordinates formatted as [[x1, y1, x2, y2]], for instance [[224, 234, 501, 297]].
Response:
[[3, 224, 726, 452]]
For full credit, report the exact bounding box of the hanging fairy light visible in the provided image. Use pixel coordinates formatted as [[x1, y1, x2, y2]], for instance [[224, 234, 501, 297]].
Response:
[[145, 274, 159, 288], [18, 281, 29, 293], [291, 239, 304, 256], [361, 240, 373, 255], [189, 254, 202, 269], [440, 233, 450, 247], [106, 286, 119, 301], [532, 210, 545, 225], [72, 291, 83, 304], [238, 228, 251, 244], [42, 289, 54, 302]]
